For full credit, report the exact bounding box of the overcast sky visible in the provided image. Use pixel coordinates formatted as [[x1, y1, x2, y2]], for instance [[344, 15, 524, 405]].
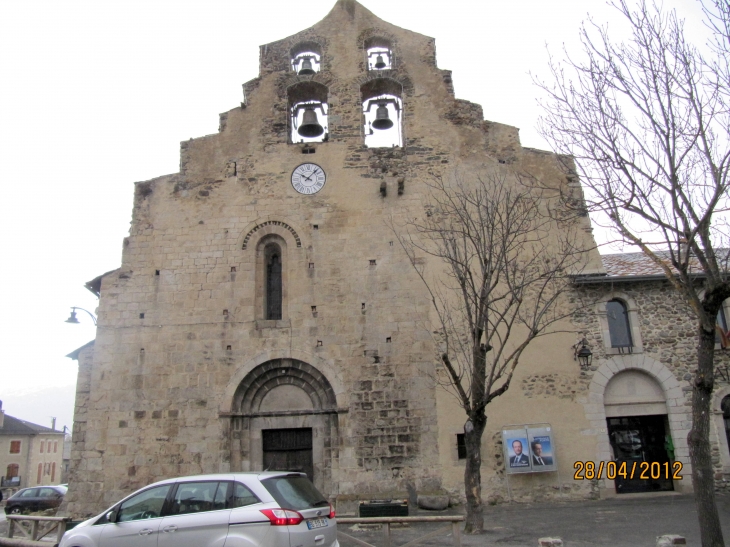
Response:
[[0, 0, 711, 431]]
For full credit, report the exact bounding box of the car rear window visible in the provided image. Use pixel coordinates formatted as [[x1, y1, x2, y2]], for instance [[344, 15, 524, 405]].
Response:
[[261, 475, 328, 511]]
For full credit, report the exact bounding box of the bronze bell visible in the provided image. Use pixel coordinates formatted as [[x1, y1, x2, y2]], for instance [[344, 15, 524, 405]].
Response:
[[374, 55, 386, 69], [298, 107, 324, 137], [371, 104, 394, 130], [298, 57, 315, 75]]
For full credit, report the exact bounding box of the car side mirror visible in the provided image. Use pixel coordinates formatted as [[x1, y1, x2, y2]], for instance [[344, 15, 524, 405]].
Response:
[[107, 509, 118, 523]]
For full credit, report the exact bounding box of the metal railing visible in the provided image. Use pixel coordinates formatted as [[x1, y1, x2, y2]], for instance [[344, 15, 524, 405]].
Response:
[[337, 515, 464, 547]]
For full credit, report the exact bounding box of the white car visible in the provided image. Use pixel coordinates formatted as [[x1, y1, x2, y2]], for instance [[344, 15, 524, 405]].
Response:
[[59, 472, 338, 547]]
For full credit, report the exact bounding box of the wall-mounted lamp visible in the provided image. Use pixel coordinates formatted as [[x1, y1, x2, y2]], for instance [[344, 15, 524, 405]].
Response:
[[573, 337, 593, 370], [65, 307, 97, 326]]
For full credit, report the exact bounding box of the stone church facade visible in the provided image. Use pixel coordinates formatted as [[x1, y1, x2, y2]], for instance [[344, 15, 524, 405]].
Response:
[[63, 0, 730, 518]]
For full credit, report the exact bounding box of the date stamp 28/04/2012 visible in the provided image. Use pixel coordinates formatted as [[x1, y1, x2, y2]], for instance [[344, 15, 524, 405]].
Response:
[[573, 461, 683, 481]]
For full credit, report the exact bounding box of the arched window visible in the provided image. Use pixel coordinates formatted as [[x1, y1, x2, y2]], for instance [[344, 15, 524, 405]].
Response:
[[361, 79, 403, 148], [37, 463, 42, 484], [51, 462, 56, 482], [606, 299, 633, 351], [365, 37, 393, 71], [6, 463, 19, 479], [723, 395, 730, 454], [291, 41, 322, 75], [288, 82, 329, 144], [265, 243, 282, 320]]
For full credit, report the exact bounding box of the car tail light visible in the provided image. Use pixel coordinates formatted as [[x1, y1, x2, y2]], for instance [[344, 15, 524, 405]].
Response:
[[328, 504, 336, 519], [260, 508, 303, 526]]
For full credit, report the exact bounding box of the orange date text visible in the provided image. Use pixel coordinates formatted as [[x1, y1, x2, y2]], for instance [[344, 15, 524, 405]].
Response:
[[573, 461, 683, 481]]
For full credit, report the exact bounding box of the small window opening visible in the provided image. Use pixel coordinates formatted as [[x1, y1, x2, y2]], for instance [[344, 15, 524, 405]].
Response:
[[155, 270, 160, 276], [364, 95, 402, 147], [292, 52, 321, 75], [386, 337, 391, 343], [227, 345, 232, 351], [139, 313, 145, 319], [231, 266, 237, 272], [456, 433, 467, 460], [369, 259, 376, 266], [606, 299, 633, 351], [313, 224, 319, 230], [288, 81, 329, 144], [317, 340, 323, 347], [265, 245, 283, 321], [302, 145, 316, 154], [367, 46, 392, 71]]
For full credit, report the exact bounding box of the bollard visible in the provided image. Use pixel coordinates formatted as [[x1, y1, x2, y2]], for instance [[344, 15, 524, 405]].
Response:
[[538, 538, 563, 547], [656, 535, 687, 546]]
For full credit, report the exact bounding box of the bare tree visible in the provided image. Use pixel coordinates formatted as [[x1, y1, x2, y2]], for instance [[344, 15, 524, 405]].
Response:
[[536, 1, 730, 545], [392, 172, 588, 534]]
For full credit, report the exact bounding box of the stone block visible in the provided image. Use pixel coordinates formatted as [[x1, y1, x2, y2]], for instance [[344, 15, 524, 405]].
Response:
[[417, 495, 449, 510]]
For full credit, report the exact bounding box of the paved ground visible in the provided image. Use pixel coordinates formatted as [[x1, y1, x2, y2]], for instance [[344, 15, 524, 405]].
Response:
[[0, 493, 728, 546], [337, 493, 730, 547]]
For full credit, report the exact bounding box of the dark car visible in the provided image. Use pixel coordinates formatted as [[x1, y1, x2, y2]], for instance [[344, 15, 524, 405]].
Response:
[[4, 485, 67, 515]]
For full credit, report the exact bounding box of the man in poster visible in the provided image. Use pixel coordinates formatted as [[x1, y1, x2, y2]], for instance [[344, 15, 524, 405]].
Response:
[[531, 440, 554, 466], [509, 439, 530, 467]]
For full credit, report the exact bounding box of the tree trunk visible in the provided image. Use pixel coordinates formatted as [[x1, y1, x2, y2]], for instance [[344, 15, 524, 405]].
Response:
[[463, 412, 487, 534], [688, 326, 725, 547]]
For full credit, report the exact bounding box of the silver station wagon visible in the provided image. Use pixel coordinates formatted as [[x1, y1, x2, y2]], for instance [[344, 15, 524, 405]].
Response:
[[59, 472, 338, 547]]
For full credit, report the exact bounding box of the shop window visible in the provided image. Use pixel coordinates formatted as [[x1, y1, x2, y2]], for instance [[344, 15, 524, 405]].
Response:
[[361, 79, 403, 148], [9, 440, 20, 454], [607, 299, 633, 351]]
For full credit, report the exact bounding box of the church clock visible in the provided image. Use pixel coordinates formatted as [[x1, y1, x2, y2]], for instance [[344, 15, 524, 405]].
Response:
[[291, 163, 326, 194]]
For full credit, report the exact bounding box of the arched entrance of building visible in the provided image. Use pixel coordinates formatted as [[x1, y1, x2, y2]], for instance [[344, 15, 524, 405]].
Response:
[[604, 370, 673, 493], [227, 358, 339, 494]]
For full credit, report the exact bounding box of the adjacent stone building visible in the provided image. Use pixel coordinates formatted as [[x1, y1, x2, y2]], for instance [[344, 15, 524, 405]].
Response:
[[0, 401, 66, 494], [63, 0, 730, 518]]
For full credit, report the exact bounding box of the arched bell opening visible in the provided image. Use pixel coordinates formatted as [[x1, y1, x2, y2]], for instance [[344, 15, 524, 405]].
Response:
[[229, 359, 340, 493], [365, 37, 393, 71], [291, 41, 322, 75], [288, 81, 329, 144], [361, 79, 403, 148]]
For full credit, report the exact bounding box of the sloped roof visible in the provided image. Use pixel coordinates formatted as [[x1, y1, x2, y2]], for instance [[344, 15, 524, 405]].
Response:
[[601, 252, 670, 277], [0, 414, 64, 436]]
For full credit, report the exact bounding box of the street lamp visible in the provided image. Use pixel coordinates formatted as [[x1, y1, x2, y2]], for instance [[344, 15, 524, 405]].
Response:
[[65, 307, 97, 326], [573, 337, 593, 370]]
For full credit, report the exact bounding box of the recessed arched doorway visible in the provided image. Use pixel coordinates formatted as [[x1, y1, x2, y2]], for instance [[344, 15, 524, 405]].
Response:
[[227, 359, 340, 494], [604, 370, 674, 493]]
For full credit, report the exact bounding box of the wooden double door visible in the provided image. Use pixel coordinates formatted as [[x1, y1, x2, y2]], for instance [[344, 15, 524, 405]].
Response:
[[262, 428, 314, 481]]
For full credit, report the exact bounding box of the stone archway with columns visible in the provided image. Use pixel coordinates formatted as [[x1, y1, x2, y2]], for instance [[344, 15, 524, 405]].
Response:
[[220, 350, 347, 495], [581, 354, 693, 494]]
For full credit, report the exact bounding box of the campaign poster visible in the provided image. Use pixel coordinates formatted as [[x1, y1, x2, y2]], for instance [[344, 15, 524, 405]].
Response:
[[503, 428, 532, 474], [527, 426, 557, 473]]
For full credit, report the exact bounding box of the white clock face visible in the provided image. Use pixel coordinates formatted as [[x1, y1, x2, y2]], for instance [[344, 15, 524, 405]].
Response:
[[291, 163, 326, 195]]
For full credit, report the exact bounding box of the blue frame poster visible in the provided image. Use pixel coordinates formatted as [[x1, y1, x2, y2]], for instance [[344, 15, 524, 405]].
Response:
[[503, 425, 557, 474]]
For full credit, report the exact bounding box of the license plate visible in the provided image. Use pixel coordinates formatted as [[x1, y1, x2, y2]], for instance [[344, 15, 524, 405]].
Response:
[[306, 518, 328, 530]]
